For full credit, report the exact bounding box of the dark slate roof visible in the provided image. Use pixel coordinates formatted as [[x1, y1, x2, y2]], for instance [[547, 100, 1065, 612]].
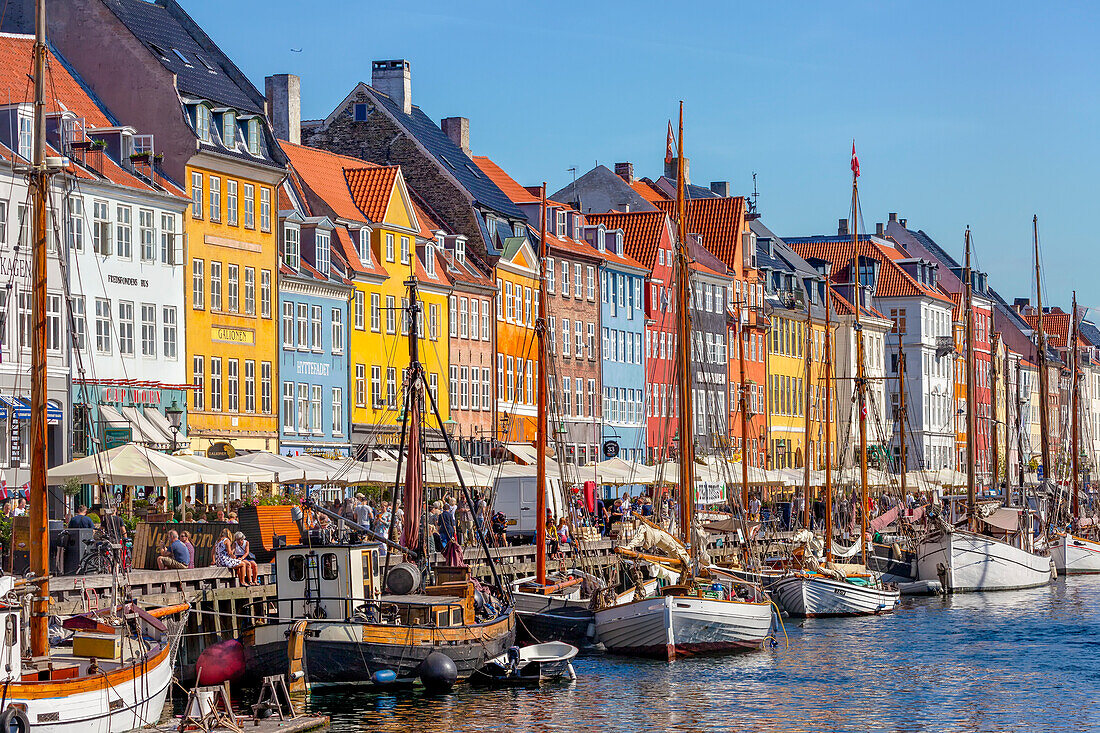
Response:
[[365, 87, 525, 222], [103, 0, 264, 112], [909, 228, 960, 270], [1079, 320, 1100, 348]]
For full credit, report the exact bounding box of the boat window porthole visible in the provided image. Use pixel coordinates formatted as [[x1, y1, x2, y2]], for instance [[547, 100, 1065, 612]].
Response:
[[322, 553, 339, 580], [288, 555, 305, 582]]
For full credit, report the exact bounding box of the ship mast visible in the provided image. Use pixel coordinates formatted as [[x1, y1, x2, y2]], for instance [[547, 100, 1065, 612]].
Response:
[[897, 332, 907, 500], [1034, 216, 1052, 484], [851, 151, 869, 568], [535, 183, 548, 586], [736, 276, 750, 522], [1071, 291, 1080, 522], [991, 332, 1001, 493], [673, 102, 696, 557], [964, 228, 977, 532], [802, 317, 812, 529], [824, 276, 834, 561], [29, 0, 53, 658]]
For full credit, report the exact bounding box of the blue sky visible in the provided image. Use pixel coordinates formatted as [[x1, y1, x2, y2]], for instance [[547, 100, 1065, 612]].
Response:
[[187, 0, 1100, 312]]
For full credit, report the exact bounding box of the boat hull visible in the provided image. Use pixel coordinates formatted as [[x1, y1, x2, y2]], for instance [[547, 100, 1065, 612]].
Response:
[[3, 643, 173, 733], [513, 579, 658, 647], [243, 614, 515, 685], [593, 595, 772, 661], [771, 574, 899, 617], [1052, 534, 1100, 574], [916, 530, 1053, 593]]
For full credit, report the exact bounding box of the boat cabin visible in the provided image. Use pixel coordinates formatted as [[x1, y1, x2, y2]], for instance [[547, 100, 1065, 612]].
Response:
[[273, 544, 383, 621]]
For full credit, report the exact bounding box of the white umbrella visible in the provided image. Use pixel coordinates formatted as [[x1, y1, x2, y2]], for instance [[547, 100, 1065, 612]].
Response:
[[172, 454, 277, 484], [224, 452, 309, 482], [47, 443, 219, 487]]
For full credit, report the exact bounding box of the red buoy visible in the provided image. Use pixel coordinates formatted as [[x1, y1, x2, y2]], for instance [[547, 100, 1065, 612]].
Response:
[[195, 639, 246, 685]]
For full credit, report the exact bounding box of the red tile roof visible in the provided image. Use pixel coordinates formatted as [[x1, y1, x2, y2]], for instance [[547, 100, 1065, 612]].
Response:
[[345, 166, 401, 223], [630, 179, 668, 203], [1024, 311, 1072, 349], [654, 197, 746, 274], [787, 236, 954, 305], [0, 36, 112, 129], [472, 156, 539, 204], [830, 286, 885, 319], [585, 211, 669, 271]]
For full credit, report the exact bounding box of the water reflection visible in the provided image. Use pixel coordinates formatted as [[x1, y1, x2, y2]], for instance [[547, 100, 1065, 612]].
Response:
[[306, 577, 1100, 732]]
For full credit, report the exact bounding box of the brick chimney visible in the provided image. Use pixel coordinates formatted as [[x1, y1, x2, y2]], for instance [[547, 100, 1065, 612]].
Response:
[[614, 162, 634, 183], [875, 222, 884, 236], [838, 218, 849, 236], [889, 212, 898, 222], [265, 74, 301, 145], [710, 181, 729, 197], [441, 117, 470, 156], [372, 60, 412, 115]]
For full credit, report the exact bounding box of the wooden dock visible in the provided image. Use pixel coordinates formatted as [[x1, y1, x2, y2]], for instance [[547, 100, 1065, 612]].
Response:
[[153, 715, 329, 733]]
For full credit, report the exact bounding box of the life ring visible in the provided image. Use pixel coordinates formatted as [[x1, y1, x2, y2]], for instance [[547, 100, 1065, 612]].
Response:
[[0, 706, 30, 733]]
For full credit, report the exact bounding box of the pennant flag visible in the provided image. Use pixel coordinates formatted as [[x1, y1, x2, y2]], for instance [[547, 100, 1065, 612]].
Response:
[[851, 141, 860, 179], [665, 121, 675, 164]]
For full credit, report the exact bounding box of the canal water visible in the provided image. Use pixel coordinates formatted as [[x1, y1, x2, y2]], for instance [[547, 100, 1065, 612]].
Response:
[[303, 576, 1100, 732]]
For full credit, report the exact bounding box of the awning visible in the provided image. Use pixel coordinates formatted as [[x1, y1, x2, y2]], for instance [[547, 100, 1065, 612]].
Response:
[[0, 397, 61, 421], [502, 442, 539, 465], [99, 404, 129, 429], [143, 408, 178, 444], [120, 406, 170, 446], [981, 507, 1021, 532]]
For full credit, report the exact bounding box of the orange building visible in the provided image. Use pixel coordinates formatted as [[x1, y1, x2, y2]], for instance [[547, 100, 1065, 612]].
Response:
[[494, 234, 540, 444]]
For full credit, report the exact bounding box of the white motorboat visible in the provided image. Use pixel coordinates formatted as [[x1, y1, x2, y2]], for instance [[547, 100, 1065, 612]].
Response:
[[1052, 533, 1100, 575], [771, 570, 899, 617], [473, 642, 578, 683], [594, 583, 773, 660], [916, 528, 1054, 593]]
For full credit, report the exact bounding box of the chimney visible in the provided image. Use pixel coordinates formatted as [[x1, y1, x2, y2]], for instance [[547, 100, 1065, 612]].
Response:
[[710, 181, 729, 197], [899, 218, 907, 228], [372, 60, 412, 115], [875, 222, 884, 236], [664, 156, 689, 184], [614, 162, 634, 183], [888, 212, 897, 223], [265, 74, 301, 145], [441, 117, 470, 156], [838, 218, 849, 236]]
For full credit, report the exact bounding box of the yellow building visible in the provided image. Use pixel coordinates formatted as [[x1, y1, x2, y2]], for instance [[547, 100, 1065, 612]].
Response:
[[279, 143, 450, 453], [767, 310, 833, 472], [185, 131, 285, 453]]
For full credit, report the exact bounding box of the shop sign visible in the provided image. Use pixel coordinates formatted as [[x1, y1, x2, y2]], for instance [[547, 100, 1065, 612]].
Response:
[[211, 326, 255, 345], [207, 441, 236, 460], [101, 387, 162, 405]]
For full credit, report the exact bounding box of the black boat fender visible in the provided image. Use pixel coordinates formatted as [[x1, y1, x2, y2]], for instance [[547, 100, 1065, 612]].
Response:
[[418, 652, 458, 693]]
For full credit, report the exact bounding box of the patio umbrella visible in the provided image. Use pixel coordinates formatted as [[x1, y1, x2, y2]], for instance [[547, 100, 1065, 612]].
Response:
[[47, 443, 220, 487]]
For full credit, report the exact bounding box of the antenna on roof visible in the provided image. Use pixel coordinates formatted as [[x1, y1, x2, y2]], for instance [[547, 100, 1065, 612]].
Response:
[[568, 166, 579, 211], [749, 171, 759, 215]]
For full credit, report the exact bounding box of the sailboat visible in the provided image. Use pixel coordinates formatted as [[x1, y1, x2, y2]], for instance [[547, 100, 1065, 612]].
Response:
[[1051, 292, 1100, 573], [772, 147, 900, 617], [592, 105, 774, 659], [915, 222, 1054, 592], [0, 3, 187, 730], [510, 185, 653, 646], [242, 271, 515, 688]]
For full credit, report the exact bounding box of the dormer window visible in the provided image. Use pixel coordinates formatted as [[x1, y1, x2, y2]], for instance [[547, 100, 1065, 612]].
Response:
[[316, 229, 331, 275], [615, 232, 623, 253], [195, 105, 211, 142], [247, 118, 260, 155], [17, 114, 32, 160], [455, 237, 466, 264], [555, 210, 566, 237], [284, 223, 300, 270], [571, 214, 581, 241], [222, 111, 236, 148], [486, 216, 497, 242], [359, 228, 370, 264], [425, 241, 436, 276]]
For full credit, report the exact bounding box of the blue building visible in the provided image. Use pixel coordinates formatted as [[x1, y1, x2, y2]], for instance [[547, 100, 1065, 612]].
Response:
[[277, 209, 353, 457], [583, 223, 649, 464]]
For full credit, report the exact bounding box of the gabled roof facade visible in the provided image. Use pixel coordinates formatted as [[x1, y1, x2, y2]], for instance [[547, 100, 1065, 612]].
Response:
[[654, 196, 747, 275]]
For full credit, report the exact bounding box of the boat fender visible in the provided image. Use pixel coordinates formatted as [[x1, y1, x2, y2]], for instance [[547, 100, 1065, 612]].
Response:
[[195, 639, 247, 686], [0, 706, 29, 733], [372, 669, 398, 686], [473, 588, 487, 616], [418, 652, 458, 693]]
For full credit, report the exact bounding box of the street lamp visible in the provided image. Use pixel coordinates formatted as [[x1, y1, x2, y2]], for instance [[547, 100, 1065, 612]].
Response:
[[165, 399, 183, 452]]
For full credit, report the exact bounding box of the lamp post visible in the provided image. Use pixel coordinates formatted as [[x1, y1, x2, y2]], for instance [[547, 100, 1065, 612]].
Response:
[[165, 400, 183, 453]]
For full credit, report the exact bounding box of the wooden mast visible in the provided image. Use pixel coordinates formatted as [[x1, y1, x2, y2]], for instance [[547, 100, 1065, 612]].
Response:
[[898, 332, 907, 499], [29, 0, 52, 659], [736, 279, 750, 520], [1034, 215, 1052, 482], [851, 151, 869, 568], [535, 183, 548, 586], [824, 276, 834, 561], [802, 317, 812, 529], [673, 102, 696, 554], [1004, 348, 1014, 504], [991, 332, 1001, 492], [1071, 291, 1080, 522], [964, 228, 977, 532]]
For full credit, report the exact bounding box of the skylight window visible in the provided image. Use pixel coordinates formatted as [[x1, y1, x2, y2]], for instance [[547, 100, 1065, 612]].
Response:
[[148, 43, 169, 60], [196, 54, 217, 73], [465, 163, 481, 179], [172, 49, 192, 66]]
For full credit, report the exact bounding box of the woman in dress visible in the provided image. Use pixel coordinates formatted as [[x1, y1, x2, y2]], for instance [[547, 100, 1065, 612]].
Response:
[[214, 528, 247, 586], [232, 531, 259, 585]]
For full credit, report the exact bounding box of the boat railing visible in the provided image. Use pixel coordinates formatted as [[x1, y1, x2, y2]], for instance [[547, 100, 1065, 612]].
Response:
[[242, 595, 472, 628]]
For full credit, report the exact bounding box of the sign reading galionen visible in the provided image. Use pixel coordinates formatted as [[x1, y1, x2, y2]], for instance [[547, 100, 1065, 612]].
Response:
[[211, 326, 255, 345]]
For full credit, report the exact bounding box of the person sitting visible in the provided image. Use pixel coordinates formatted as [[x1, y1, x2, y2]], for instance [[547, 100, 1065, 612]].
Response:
[[157, 530, 189, 570], [213, 528, 247, 585], [68, 504, 95, 530], [179, 530, 196, 569], [232, 531, 258, 585]]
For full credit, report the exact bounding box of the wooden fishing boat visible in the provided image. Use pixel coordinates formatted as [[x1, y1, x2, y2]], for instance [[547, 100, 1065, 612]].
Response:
[[592, 107, 773, 659], [1052, 533, 1100, 575], [771, 570, 899, 617]]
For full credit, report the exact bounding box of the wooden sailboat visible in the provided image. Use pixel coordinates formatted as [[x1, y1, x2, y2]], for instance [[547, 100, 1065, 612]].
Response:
[[1052, 292, 1100, 573], [592, 105, 773, 659], [772, 147, 900, 617], [242, 273, 515, 688], [915, 222, 1054, 592], [0, 4, 187, 730]]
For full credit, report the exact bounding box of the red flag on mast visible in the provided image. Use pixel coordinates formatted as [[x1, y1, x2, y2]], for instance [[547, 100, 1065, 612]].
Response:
[[851, 141, 860, 179], [665, 121, 675, 164]]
